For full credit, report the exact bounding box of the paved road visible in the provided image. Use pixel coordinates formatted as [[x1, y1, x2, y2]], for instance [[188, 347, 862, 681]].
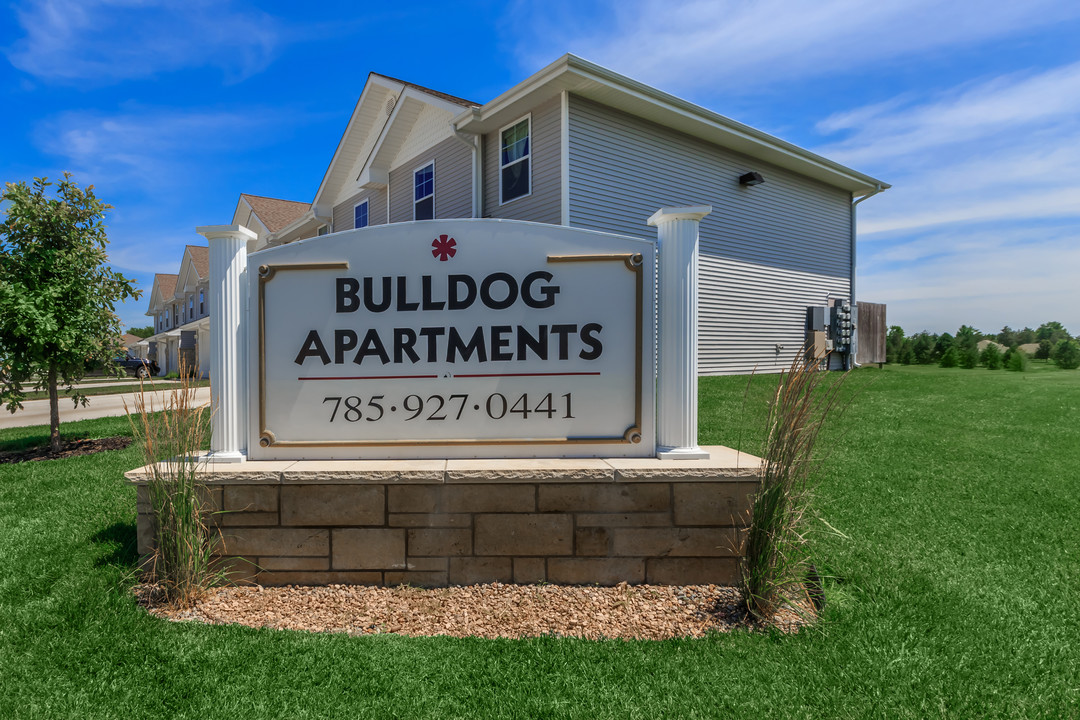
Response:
[[0, 387, 212, 429]]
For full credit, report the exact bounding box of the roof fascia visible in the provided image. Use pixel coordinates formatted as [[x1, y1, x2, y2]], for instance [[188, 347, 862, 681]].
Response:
[[362, 87, 464, 178], [312, 74, 406, 212], [455, 54, 889, 195]]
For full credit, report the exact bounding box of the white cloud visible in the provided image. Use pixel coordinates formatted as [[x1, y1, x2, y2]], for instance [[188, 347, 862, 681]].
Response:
[[510, 0, 1080, 94], [6, 0, 285, 83], [858, 225, 1080, 334], [829, 62, 1080, 235], [34, 106, 299, 192]]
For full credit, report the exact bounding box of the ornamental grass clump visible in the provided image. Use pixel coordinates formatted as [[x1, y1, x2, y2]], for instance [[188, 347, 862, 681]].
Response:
[[741, 350, 848, 624], [125, 362, 216, 608]]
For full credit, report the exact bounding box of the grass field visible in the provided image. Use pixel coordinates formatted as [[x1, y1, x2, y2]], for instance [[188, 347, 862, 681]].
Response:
[[1, 365, 1078, 718]]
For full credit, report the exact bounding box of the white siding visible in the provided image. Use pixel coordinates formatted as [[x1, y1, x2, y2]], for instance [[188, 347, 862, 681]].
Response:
[[568, 96, 852, 375], [482, 96, 561, 224]]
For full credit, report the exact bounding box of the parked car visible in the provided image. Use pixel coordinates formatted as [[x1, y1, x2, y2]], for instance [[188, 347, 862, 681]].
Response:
[[86, 354, 159, 378], [116, 354, 159, 378]]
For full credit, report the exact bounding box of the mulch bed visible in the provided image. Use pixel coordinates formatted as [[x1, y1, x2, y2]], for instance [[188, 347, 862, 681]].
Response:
[[0, 435, 132, 464], [136, 582, 815, 640]]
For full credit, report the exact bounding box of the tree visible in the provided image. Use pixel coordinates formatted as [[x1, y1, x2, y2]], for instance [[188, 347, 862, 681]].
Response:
[[939, 347, 959, 368], [912, 332, 936, 364], [1006, 347, 1028, 372], [886, 325, 905, 364], [1016, 327, 1036, 345], [1036, 321, 1070, 346], [934, 332, 954, 359], [1035, 339, 1053, 361], [959, 346, 979, 369], [0, 175, 139, 451], [980, 343, 1003, 370], [996, 326, 1016, 347], [1052, 339, 1080, 370], [955, 325, 980, 351], [127, 325, 154, 338]]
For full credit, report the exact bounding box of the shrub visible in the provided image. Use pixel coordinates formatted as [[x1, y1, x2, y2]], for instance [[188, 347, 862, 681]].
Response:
[[125, 362, 217, 607], [939, 347, 959, 368], [980, 343, 1003, 370], [741, 350, 848, 623], [1052, 339, 1080, 370], [1006, 347, 1028, 372]]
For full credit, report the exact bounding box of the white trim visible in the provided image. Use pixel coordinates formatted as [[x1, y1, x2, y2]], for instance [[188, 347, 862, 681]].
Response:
[[560, 90, 570, 225], [497, 114, 532, 206], [413, 159, 436, 220], [453, 54, 888, 196], [354, 198, 370, 229]]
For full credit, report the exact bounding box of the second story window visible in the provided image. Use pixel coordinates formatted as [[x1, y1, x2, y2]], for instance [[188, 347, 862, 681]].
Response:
[[414, 162, 434, 220], [188, 297, 194, 319], [354, 200, 369, 229], [173, 304, 178, 327], [317, 225, 329, 236], [199, 290, 204, 315], [500, 116, 531, 203], [165, 308, 170, 326]]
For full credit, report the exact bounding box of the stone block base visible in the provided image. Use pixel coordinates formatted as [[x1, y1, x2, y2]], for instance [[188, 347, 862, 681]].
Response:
[[127, 446, 759, 587]]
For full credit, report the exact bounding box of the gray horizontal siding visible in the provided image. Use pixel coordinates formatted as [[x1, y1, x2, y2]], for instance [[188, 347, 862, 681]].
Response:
[[333, 187, 388, 230], [482, 95, 561, 224], [388, 135, 473, 224], [568, 95, 852, 375]]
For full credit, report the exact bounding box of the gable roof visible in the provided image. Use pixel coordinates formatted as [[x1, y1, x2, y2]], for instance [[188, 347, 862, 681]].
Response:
[[312, 73, 481, 215], [185, 245, 209, 279], [454, 54, 888, 197], [154, 273, 178, 300], [240, 194, 310, 233], [370, 73, 479, 108]]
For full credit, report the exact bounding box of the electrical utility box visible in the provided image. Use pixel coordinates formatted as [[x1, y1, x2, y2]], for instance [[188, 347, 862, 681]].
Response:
[[806, 299, 859, 366]]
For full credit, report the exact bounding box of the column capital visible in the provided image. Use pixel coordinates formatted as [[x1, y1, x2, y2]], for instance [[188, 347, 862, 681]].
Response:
[[646, 206, 712, 227], [196, 225, 258, 242]]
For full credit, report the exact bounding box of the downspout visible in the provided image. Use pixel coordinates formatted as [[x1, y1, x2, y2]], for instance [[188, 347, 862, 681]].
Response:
[[451, 124, 482, 218], [849, 183, 885, 368]]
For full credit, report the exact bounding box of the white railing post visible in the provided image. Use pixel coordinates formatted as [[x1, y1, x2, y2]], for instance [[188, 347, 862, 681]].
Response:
[[197, 225, 257, 463], [648, 206, 712, 460]]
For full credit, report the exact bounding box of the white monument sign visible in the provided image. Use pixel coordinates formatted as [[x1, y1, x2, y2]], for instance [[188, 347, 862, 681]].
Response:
[[246, 220, 655, 460]]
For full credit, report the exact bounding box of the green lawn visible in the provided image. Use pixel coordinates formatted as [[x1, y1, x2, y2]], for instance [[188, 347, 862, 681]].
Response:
[[1, 365, 1078, 718]]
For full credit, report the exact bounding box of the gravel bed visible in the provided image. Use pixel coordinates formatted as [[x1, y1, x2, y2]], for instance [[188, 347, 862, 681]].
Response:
[[139, 582, 811, 639]]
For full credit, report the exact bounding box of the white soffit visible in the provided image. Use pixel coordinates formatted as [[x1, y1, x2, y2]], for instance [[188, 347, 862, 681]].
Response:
[[315, 76, 404, 213], [456, 54, 889, 196]]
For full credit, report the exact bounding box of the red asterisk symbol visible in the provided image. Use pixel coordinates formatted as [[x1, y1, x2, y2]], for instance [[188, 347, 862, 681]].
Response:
[[432, 235, 457, 261]]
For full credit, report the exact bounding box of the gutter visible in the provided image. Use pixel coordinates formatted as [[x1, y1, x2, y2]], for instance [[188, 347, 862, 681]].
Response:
[[849, 184, 886, 368]]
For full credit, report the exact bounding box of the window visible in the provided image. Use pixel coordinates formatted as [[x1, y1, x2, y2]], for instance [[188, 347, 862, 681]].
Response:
[[188, 297, 194, 320], [354, 200, 369, 229], [165, 309, 170, 326], [317, 225, 329, 236], [199, 290, 204, 315], [500, 116, 531, 203], [173, 304, 178, 327], [414, 162, 434, 220]]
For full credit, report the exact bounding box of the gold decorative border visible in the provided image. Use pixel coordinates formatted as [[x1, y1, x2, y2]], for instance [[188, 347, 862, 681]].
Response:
[[257, 253, 645, 448]]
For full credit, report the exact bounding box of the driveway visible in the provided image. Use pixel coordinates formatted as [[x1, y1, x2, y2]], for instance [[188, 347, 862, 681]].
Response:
[[0, 387, 212, 429]]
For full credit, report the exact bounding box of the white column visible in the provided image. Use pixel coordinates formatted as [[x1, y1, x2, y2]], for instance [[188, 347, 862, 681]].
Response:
[[648, 206, 712, 460], [197, 225, 257, 463]]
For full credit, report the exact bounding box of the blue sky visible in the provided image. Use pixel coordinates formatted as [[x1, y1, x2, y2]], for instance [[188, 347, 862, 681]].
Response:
[[2, 0, 1079, 336]]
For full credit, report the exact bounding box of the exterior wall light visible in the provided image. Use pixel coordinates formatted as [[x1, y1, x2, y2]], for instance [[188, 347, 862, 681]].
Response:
[[739, 171, 765, 186]]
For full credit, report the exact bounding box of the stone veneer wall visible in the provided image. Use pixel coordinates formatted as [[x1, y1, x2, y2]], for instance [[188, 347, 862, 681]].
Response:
[[128, 447, 760, 587]]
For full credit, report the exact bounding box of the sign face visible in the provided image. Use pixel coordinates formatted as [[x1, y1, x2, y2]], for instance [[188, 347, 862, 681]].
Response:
[[247, 220, 655, 459]]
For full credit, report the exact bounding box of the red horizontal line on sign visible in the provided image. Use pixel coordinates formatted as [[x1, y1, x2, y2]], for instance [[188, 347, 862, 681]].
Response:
[[298, 374, 439, 380], [455, 372, 602, 378]]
